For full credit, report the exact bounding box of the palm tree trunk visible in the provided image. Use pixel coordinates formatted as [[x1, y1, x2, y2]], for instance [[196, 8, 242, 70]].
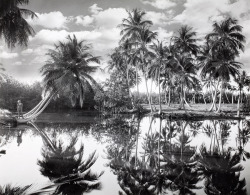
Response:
[[126, 64, 134, 108], [216, 79, 224, 113], [144, 74, 153, 112], [237, 88, 241, 117], [135, 119, 140, 167], [209, 81, 219, 112], [168, 87, 171, 106], [136, 63, 139, 100], [158, 118, 162, 168], [158, 73, 162, 113]]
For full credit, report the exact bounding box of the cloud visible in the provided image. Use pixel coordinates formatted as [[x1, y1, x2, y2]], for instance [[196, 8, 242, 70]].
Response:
[[89, 4, 103, 14], [155, 27, 173, 41], [30, 29, 102, 45], [0, 52, 18, 59], [75, 15, 94, 26], [13, 61, 22, 66], [173, 0, 250, 36], [145, 11, 174, 26], [21, 49, 34, 55], [27, 11, 69, 29], [141, 0, 177, 9]]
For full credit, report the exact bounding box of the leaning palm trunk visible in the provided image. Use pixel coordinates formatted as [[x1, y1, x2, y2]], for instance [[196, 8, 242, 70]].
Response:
[[168, 88, 171, 106], [209, 81, 219, 112], [158, 118, 162, 168]]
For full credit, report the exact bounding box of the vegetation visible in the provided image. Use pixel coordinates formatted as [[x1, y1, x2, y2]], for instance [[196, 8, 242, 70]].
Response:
[[0, 0, 36, 48]]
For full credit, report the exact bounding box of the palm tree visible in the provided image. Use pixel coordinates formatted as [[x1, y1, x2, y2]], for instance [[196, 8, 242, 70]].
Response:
[[132, 27, 157, 112], [37, 35, 100, 111], [198, 148, 247, 195], [201, 17, 246, 112], [119, 8, 153, 43], [0, 184, 32, 195], [119, 9, 153, 99], [169, 54, 198, 110], [37, 132, 103, 194], [0, 0, 37, 48], [149, 41, 171, 113], [235, 71, 250, 116], [109, 39, 136, 108], [171, 25, 199, 56]]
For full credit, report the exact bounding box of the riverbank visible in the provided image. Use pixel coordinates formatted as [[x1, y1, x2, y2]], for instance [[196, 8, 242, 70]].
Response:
[[142, 103, 245, 120]]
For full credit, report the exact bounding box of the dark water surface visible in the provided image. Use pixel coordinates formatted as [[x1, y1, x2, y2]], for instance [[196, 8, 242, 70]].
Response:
[[0, 113, 250, 195]]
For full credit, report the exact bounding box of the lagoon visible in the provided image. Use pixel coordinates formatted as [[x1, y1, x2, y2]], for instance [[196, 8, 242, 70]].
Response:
[[0, 113, 250, 195]]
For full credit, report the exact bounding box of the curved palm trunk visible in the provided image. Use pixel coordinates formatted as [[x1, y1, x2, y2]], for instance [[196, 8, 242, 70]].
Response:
[[179, 83, 185, 110], [209, 81, 219, 112], [216, 80, 224, 113]]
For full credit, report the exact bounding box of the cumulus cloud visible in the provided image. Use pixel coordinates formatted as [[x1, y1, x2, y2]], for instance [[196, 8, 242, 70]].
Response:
[[75, 15, 94, 26], [0, 52, 18, 59], [89, 4, 103, 14], [13, 61, 22, 66], [155, 27, 173, 41], [30, 29, 102, 45], [26, 11, 69, 29], [21, 48, 34, 55], [173, 0, 250, 36], [145, 11, 174, 26], [141, 0, 176, 9]]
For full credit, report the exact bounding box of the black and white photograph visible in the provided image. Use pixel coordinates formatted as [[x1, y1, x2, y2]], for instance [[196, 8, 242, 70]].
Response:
[[0, 0, 250, 194]]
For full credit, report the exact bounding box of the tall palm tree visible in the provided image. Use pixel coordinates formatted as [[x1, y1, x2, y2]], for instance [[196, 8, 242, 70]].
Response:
[[201, 17, 246, 112], [37, 132, 103, 194], [149, 41, 171, 113], [0, 0, 37, 48], [119, 9, 153, 43], [133, 27, 157, 112], [40, 35, 100, 108], [169, 54, 198, 110], [235, 71, 250, 116], [119, 9, 153, 99], [171, 25, 199, 56]]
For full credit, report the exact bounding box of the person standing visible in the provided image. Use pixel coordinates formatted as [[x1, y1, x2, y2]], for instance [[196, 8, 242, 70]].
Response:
[[17, 100, 23, 118]]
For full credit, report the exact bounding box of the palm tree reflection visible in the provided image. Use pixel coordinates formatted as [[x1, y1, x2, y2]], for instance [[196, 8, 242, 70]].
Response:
[[30, 122, 103, 195]]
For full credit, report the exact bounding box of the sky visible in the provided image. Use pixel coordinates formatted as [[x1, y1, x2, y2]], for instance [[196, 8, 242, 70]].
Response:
[[0, 0, 250, 85]]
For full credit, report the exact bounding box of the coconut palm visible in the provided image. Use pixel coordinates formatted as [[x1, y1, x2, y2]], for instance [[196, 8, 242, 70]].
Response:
[[206, 17, 245, 56], [235, 71, 250, 116], [169, 54, 199, 110], [119, 9, 153, 99], [198, 147, 247, 195], [149, 41, 171, 113], [37, 133, 103, 194], [171, 25, 199, 56], [40, 35, 100, 108], [0, 184, 32, 195], [119, 8, 153, 43], [0, 0, 37, 48], [132, 27, 157, 112], [201, 17, 246, 112]]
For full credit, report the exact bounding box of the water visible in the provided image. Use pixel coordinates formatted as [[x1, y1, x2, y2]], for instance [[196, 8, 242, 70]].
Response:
[[0, 113, 250, 195]]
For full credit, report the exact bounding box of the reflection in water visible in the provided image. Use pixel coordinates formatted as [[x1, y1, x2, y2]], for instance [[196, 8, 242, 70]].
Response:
[[0, 115, 250, 194], [97, 116, 250, 195], [31, 122, 104, 195]]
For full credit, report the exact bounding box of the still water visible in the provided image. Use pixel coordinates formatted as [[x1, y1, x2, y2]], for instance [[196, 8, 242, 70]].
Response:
[[0, 113, 250, 195]]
